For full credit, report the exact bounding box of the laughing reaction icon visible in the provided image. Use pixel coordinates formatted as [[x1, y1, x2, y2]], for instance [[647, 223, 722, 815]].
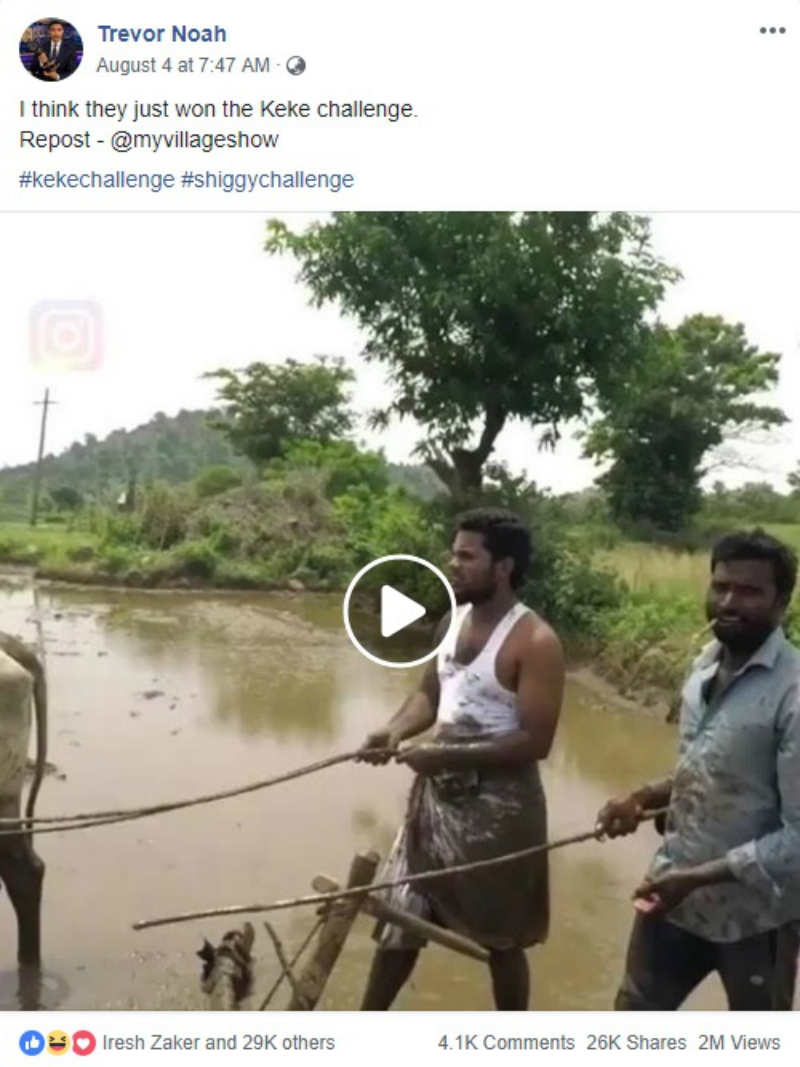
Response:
[[46, 1032, 70, 1056]]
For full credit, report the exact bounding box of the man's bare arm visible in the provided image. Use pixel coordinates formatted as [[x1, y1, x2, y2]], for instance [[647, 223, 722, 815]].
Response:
[[512, 624, 565, 760]]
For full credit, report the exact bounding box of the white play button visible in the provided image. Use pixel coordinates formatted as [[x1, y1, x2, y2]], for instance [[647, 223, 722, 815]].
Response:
[[380, 584, 426, 637], [342, 554, 457, 668]]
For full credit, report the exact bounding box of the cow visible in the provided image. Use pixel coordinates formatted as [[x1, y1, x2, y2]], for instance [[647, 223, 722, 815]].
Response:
[[0, 632, 47, 968]]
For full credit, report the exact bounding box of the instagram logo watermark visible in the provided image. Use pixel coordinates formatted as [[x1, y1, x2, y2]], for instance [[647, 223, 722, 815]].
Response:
[[30, 300, 103, 372]]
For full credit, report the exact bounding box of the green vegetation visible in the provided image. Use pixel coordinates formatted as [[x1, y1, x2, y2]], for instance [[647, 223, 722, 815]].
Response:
[[583, 315, 787, 533], [0, 430, 451, 597], [2, 211, 799, 714], [3, 443, 798, 711], [203, 357, 355, 469], [266, 212, 677, 505]]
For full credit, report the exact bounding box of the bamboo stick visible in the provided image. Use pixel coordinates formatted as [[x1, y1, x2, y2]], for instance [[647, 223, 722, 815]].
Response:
[[134, 809, 668, 932]]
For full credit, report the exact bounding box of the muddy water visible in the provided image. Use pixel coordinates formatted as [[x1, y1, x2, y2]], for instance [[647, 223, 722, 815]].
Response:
[[0, 572, 734, 1011]]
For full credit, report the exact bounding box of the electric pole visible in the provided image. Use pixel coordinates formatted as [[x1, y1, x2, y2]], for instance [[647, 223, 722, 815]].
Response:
[[30, 388, 56, 527]]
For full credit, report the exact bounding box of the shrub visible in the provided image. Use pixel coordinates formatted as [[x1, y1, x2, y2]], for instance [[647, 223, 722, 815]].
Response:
[[98, 545, 135, 575], [188, 476, 336, 562], [170, 539, 219, 578], [302, 542, 353, 583], [214, 560, 271, 589], [269, 439, 389, 500], [0, 537, 41, 564], [136, 482, 192, 549], [66, 543, 96, 562], [98, 513, 140, 547], [194, 465, 243, 500], [527, 548, 623, 637]]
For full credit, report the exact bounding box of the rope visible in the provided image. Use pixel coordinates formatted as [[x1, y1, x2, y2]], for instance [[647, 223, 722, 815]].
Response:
[[133, 808, 669, 932], [4, 625, 709, 838], [6, 605, 708, 838], [0, 750, 391, 837], [32, 583, 47, 676]]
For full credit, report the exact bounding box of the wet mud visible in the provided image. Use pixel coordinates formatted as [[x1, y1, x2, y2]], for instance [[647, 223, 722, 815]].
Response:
[[0, 572, 745, 1010]]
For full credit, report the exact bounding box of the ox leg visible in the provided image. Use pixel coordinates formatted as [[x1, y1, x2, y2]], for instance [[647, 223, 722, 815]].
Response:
[[0, 837, 44, 967]]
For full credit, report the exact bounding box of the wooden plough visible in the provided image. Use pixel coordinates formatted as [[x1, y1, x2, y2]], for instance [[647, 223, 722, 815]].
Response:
[[199, 849, 487, 1011]]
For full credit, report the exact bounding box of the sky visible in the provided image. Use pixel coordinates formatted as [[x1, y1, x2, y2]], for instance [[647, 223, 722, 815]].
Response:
[[1, 212, 799, 494]]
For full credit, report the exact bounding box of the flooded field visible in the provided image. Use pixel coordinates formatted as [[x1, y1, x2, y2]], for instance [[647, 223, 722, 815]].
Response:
[[0, 571, 736, 1010]]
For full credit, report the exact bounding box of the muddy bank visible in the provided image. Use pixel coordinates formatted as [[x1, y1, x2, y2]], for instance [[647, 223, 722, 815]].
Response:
[[566, 663, 672, 720]]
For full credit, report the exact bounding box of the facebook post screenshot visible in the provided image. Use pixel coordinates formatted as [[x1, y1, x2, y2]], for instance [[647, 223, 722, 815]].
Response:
[[2, 0, 800, 1058]]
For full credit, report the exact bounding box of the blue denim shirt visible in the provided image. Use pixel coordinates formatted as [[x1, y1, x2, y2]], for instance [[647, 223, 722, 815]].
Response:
[[648, 626, 800, 942]]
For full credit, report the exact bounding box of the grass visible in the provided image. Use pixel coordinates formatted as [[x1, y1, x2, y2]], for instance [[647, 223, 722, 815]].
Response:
[[596, 543, 708, 599], [598, 523, 800, 599], [0, 520, 89, 564], [0, 519, 323, 592], [762, 523, 800, 551]]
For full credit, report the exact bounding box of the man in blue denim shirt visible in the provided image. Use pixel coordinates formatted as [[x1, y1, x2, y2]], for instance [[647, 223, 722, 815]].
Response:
[[596, 529, 800, 1010]]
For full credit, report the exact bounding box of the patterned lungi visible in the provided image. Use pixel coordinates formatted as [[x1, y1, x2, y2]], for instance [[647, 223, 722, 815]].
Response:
[[373, 730, 550, 951]]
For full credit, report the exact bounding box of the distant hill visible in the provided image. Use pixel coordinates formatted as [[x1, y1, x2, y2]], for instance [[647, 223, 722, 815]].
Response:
[[0, 408, 447, 514], [0, 409, 248, 511]]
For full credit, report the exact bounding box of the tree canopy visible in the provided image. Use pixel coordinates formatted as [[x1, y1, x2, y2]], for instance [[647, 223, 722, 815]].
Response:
[[204, 356, 355, 468], [583, 315, 787, 531], [266, 212, 679, 503]]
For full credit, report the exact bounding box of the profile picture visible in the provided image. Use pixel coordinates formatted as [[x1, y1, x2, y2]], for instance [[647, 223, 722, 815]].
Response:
[[20, 18, 83, 82]]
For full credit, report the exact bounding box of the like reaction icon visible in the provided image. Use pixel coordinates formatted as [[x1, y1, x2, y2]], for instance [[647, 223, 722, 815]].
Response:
[[19, 1031, 45, 1056]]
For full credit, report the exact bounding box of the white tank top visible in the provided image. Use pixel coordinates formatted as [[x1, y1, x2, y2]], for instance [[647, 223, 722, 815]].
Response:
[[436, 601, 530, 736]]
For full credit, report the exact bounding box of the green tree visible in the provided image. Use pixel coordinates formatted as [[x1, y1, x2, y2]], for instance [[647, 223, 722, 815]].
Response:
[[269, 439, 389, 499], [703, 482, 800, 525], [583, 315, 787, 533], [789, 464, 800, 498], [204, 357, 355, 469], [265, 212, 677, 504], [48, 485, 85, 512]]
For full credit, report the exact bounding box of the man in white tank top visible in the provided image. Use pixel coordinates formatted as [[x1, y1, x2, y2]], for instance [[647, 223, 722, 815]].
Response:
[[357, 508, 565, 1010]]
